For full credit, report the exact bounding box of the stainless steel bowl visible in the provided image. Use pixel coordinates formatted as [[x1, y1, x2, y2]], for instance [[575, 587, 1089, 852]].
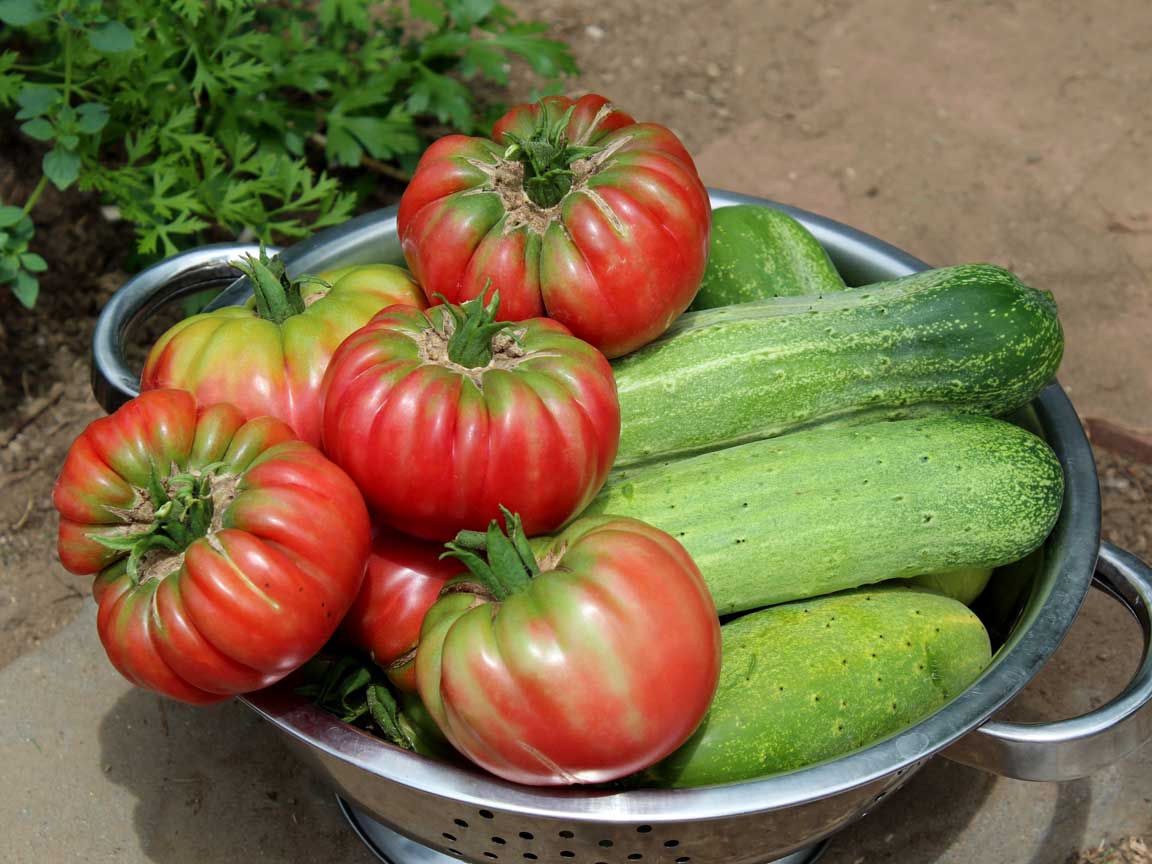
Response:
[[90, 190, 1152, 864]]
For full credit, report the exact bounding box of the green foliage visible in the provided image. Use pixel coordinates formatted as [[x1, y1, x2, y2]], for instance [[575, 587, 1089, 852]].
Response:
[[0, 0, 577, 306]]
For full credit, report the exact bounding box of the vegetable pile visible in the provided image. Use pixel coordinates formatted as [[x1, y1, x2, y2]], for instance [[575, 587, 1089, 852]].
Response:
[[54, 94, 1067, 791]]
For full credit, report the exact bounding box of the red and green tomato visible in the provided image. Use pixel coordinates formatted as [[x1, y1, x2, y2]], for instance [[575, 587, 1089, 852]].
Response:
[[141, 252, 425, 446], [321, 294, 620, 541], [53, 389, 371, 704], [397, 93, 711, 358], [340, 526, 461, 692], [415, 512, 721, 786]]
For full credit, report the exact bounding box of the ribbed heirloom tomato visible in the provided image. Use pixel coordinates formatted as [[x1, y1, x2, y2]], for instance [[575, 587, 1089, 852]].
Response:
[[415, 511, 722, 786], [339, 526, 461, 692], [141, 251, 425, 446], [321, 293, 620, 541], [53, 390, 371, 704], [397, 93, 711, 358]]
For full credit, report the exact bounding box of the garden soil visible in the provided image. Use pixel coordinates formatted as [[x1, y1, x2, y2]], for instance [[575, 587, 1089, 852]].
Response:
[[0, 1, 1149, 858]]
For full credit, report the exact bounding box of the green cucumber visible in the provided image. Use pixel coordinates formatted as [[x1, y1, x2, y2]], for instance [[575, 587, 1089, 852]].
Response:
[[585, 414, 1063, 615], [690, 205, 846, 310], [909, 566, 994, 606], [636, 587, 991, 787], [613, 263, 1063, 468]]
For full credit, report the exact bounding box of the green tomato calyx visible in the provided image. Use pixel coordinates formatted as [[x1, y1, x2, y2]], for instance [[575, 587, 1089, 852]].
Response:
[[233, 246, 324, 325], [95, 463, 229, 583], [502, 103, 599, 209], [442, 507, 541, 602], [439, 289, 517, 369]]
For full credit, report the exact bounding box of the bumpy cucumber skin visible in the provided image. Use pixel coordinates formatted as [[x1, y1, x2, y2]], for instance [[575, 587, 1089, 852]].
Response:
[[613, 264, 1063, 468], [638, 587, 991, 787], [909, 566, 994, 606], [690, 205, 846, 310], [585, 415, 1064, 615]]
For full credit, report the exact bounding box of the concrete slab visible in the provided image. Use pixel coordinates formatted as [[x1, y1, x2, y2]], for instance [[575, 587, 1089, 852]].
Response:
[[0, 600, 373, 864], [2, 588, 1148, 862]]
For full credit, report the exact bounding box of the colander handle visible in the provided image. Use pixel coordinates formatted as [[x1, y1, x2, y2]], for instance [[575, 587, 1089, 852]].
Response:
[[90, 242, 273, 414], [944, 541, 1152, 781]]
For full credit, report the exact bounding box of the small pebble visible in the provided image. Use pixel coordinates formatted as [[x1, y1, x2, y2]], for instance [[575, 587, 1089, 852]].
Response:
[[585, 24, 605, 40]]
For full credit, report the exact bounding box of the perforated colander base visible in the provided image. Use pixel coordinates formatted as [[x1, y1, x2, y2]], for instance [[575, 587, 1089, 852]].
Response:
[[337, 798, 829, 864]]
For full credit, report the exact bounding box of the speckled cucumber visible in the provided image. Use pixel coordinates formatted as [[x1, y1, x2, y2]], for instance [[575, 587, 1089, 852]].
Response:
[[689, 205, 846, 310], [584, 414, 1064, 615], [612, 263, 1063, 468], [634, 587, 992, 787]]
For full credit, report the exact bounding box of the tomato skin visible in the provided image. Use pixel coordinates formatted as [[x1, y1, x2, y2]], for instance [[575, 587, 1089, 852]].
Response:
[[321, 304, 620, 541], [339, 527, 461, 691], [415, 515, 721, 786], [53, 389, 371, 704], [141, 264, 426, 446], [397, 93, 711, 359]]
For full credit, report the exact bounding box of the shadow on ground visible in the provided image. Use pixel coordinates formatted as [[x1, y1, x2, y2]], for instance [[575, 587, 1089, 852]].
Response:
[[98, 688, 373, 864], [824, 756, 1094, 863]]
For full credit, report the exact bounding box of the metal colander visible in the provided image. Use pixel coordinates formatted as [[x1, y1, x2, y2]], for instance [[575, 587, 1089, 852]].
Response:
[[91, 192, 1152, 864]]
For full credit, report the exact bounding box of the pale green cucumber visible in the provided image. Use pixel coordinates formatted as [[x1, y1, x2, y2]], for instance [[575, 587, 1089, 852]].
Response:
[[909, 566, 994, 606], [637, 587, 991, 787], [612, 263, 1063, 468], [690, 205, 846, 310], [584, 414, 1063, 615]]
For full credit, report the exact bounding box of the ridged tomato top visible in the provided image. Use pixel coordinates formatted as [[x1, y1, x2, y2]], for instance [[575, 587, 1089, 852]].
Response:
[[140, 264, 426, 446], [320, 302, 621, 541], [397, 93, 711, 358]]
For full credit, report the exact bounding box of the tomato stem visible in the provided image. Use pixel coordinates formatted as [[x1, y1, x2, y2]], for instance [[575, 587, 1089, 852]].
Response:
[[233, 247, 307, 325], [502, 103, 600, 209], [442, 507, 540, 602], [95, 464, 220, 582], [441, 290, 511, 369]]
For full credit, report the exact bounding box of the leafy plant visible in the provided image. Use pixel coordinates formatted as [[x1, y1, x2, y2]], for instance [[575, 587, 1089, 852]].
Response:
[[0, 0, 577, 307]]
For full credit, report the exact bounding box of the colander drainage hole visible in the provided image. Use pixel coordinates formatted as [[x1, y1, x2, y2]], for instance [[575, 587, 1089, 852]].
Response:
[[628, 854, 643, 860], [561, 852, 576, 858], [455, 819, 469, 828], [479, 809, 495, 819], [519, 832, 534, 840], [491, 837, 507, 845], [663, 840, 680, 848], [483, 854, 498, 860], [442, 833, 457, 842], [636, 825, 652, 833], [598, 840, 614, 848], [559, 830, 575, 839], [447, 851, 462, 858], [675, 858, 692, 863], [523, 854, 537, 861]]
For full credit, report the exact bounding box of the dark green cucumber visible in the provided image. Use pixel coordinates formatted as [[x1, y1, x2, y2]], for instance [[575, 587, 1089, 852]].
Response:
[[585, 414, 1064, 615], [908, 566, 994, 606], [613, 263, 1063, 468], [636, 587, 991, 787], [690, 205, 846, 310]]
